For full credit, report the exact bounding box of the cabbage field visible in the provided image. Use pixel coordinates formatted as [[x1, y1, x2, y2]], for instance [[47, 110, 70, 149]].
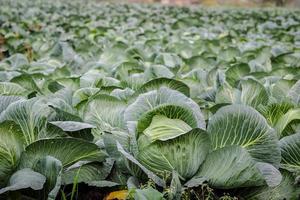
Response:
[[0, 0, 300, 199]]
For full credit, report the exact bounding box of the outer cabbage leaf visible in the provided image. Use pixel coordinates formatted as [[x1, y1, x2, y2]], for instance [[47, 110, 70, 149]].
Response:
[[240, 170, 300, 200], [138, 128, 211, 179], [288, 80, 300, 105], [0, 82, 27, 96], [137, 78, 190, 97], [0, 168, 46, 194], [192, 146, 281, 189], [240, 78, 269, 108], [0, 96, 23, 114], [0, 121, 24, 187], [32, 156, 63, 200], [274, 108, 300, 138], [19, 138, 107, 169], [0, 98, 51, 145], [279, 133, 300, 173], [62, 160, 114, 185], [225, 63, 250, 87], [83, 94, 127, 134], [207, 105, 280, 166]]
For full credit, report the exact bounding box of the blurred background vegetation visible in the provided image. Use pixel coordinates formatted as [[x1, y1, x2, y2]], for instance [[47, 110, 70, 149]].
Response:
[[126, 0, 300, 7]]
